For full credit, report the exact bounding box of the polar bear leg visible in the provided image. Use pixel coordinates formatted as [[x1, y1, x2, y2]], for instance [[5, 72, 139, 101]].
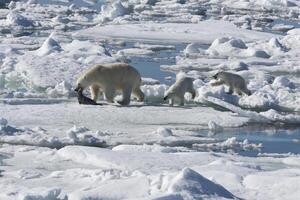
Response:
[[169, 98, 174, 106], [133, 87, 144, 102], [104, 86, 116, 103], [118, 86, 132, 105], [179, 96, 184, 106], [211, 80, 224, 86], [240, 87, 251, 96], [90, 85, 100, 102], [226, 87, 233, 95], [189, 88, 196, 99]]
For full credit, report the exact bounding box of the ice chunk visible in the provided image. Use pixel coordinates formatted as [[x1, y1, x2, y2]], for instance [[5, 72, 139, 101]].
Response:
[[46, 81, 75, 98], [66, 125, 89, 136], [51, 15, 70, 24], [0, 117, 8, 127], [228, 61, 249, 71], [99, 1, 131, 22], [8, 1, 16, 10], [116, 48, 154, 56], [210, 37, 247, 49], [272, 76, 295, 89], [194, 137, 262, 152], [155, 127, 173, 137], [6, 12, 34, 27], [141, 0, 158, 5], [260, 109, 300, 124], [134, 43, 175, 51], [141, 78, 160, 85], [184, 43, 200, 57], [208, 120, 223, 133], [36, 35, 62, 56], [27, 0, 37, 4], [272, 24, 294, 32], [245, 48, 270, 58], [268, 38, 285, 51]]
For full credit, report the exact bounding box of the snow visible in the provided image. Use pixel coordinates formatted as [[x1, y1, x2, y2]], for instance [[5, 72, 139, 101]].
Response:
[[14, 37, 115, 88], [2, 144, 300, 199], [1, 0, 300, 199], [75, 20, 275, 43]]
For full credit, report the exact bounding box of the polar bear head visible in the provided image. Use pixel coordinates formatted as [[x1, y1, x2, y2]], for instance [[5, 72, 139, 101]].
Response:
[[75, 75, 90, 93]]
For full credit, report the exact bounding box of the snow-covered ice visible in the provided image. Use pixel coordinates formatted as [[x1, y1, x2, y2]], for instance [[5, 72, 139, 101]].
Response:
[[1, 0, 300, 199]]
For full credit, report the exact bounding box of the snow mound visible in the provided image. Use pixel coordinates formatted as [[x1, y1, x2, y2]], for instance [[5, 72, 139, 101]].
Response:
[[208, 37, 247, 55], [268, 38, 286, 52], [228, 61, 249, 71], [207, 37, 271, 59], [155, 127, 173, 137], [208, 120, 223, 133], [99, 1, 131, 22], [260, 109, 300, 124], [46, 81, 75, 98], [168, 168, 237, 199], [6, 12, 34, 27], [36, 35, 62, 56], [18, 188, 64, 200], [141, 84, 168, 101], [244, 48, 270, 58], [272, 76, 295, 89], [15, 39, 115, 88]]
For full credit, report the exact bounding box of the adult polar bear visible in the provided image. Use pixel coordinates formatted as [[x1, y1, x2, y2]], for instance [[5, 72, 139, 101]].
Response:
[[75, 63, 144, 105]]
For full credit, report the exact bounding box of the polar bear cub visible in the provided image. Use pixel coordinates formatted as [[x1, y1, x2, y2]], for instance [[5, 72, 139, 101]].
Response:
[[75, 63, 144, 105], [211, 71, 251, 96], [164, 76, 196, 106]]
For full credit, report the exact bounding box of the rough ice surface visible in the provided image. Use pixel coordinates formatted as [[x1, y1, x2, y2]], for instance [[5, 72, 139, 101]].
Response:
[[1, 0, 300, 199]]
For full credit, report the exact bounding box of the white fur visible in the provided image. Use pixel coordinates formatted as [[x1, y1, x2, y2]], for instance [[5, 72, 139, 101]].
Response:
[[164, 76, 196, 106], [211, 71, 251, 96], [76, 63, 144, 105]]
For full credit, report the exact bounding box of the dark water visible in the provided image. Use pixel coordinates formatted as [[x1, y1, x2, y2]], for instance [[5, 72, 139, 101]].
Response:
[[105, 41, 187, 84], [200, 127, 300, 156]]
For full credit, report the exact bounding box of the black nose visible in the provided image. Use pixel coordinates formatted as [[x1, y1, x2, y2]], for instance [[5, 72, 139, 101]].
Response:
[[74, 86, 82, 93]]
